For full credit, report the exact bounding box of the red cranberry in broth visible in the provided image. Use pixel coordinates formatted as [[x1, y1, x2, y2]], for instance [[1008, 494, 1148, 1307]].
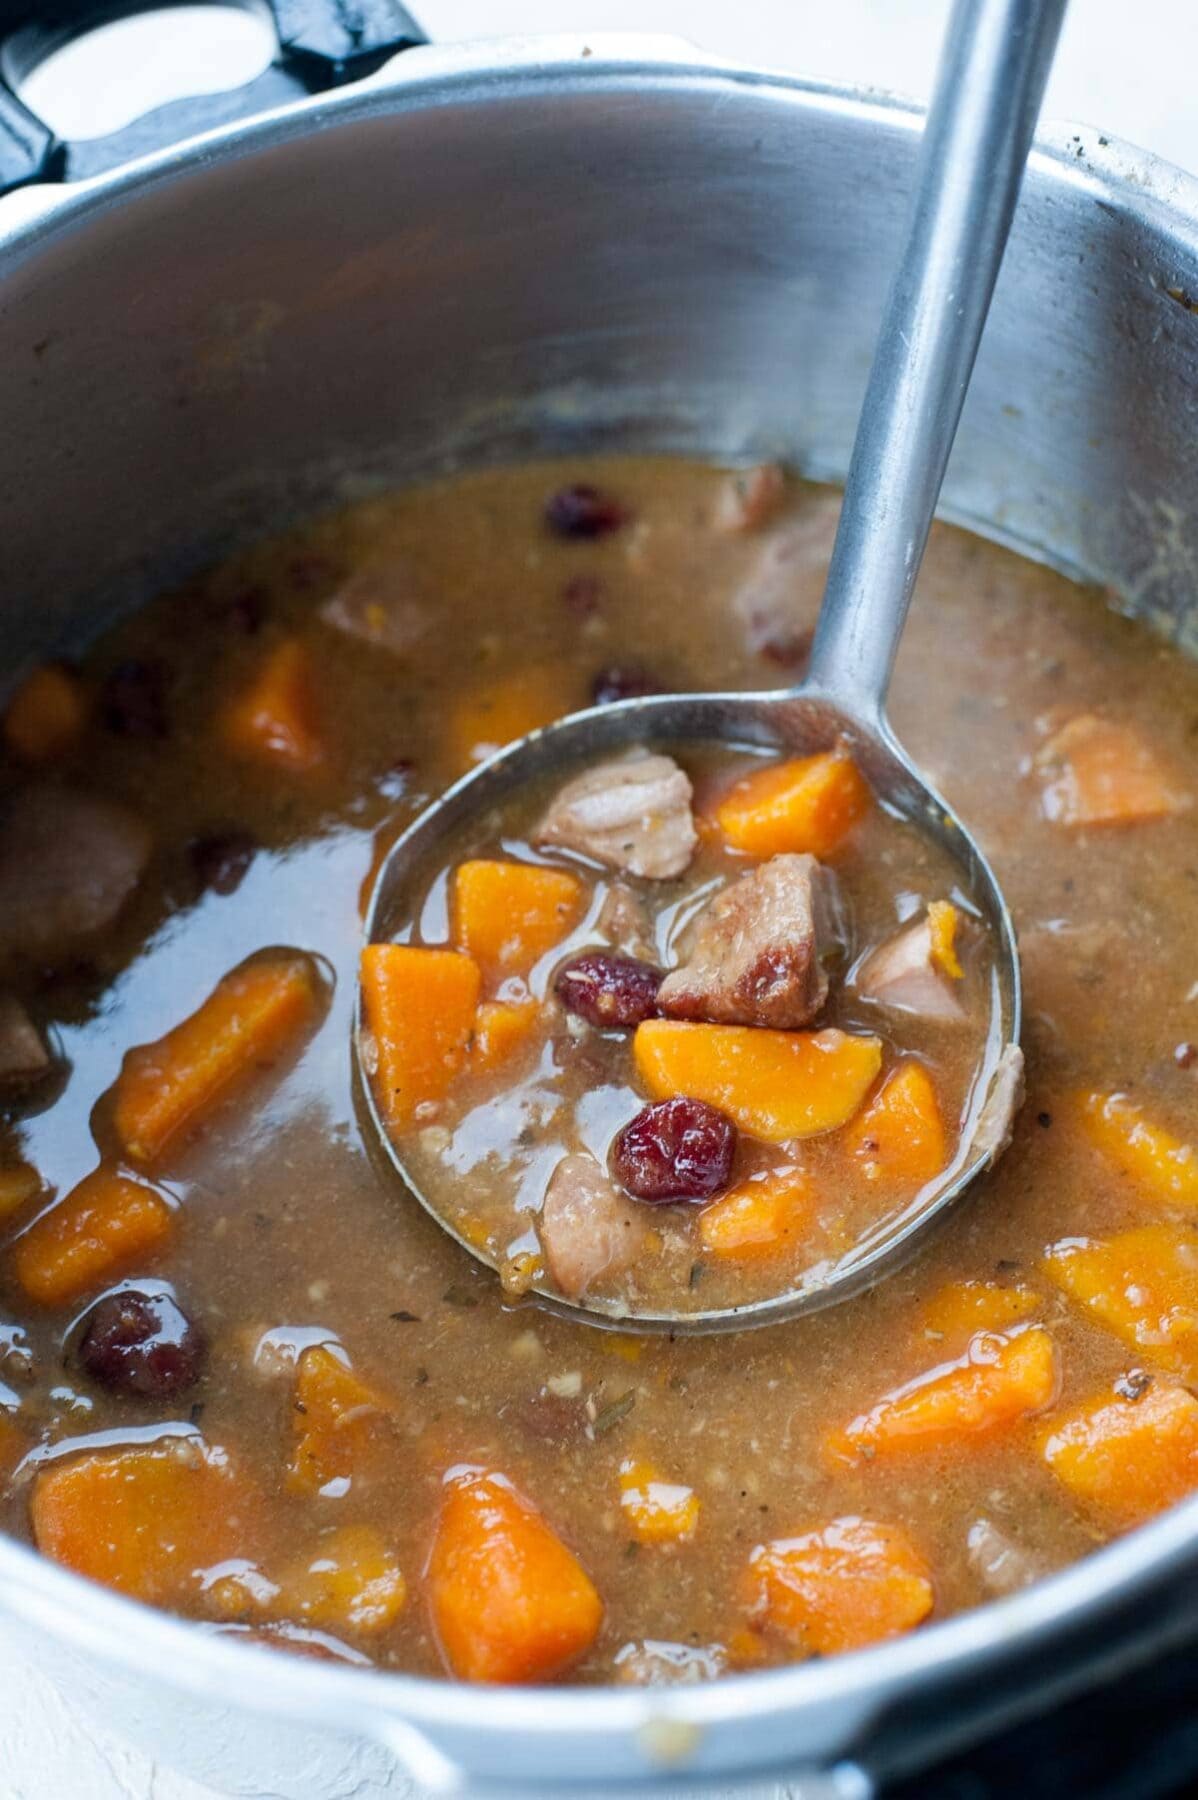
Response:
[[76, 1288, 206, 1398], [611, 1098, 737, 1203], [545, 485, 626, 539], [555, 952, 663, 1029]]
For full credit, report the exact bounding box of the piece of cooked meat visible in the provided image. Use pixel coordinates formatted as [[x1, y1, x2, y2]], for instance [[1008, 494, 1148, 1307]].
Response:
[[966, 1517, 1045, 1597], [535, 752, 697, 880], [0, 785, 151, 965], [318, 557, 428, 656], [853, 913, 965, 1022], [658, 853, 844, 1030], [0, 994, 50, 1086], [714, 463, 786, 534], [538, 1153, 647, 1300]]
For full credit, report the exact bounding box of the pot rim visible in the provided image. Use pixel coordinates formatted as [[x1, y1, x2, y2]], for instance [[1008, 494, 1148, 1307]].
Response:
[[2, 29, 1197, 1785]]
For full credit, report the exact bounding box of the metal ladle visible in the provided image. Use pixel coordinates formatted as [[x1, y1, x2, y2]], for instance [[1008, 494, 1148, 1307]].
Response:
[[359, 0, 1067, 1330]]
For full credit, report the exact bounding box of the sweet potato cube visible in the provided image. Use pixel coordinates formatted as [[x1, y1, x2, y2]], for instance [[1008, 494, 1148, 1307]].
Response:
[[715, 749, 871, 859], [359, 944, 481, 1128], [448, 667, 575, 774], [844, 1061, 948, 1186], [634, 1021, 881, 1144], [4, 664, 87, 763], [926, 901, 963, 979], [1042, 1226, 1198, 1376], [1034, 714, 1189, 827], [452, 860, 583, 983], [619, 1459, 700, 1544], [921, 1279, 1040, 1341], [428, 1467, 603, 1682], [274, 1524, 407, 1636], [288, 1344, 391, 1496], [1077, 1091, 1198, 1212], [825, 1326, 1058, 1465], [32, 1438, 259, 1603], [470, 999, 540, 1075], [12, 1167, 173, 1306], [747, 1517, 934, 1655], [222, 638, 324, 772], [699, 1168, 814, 1260], [1039, 1381, 1198, 1526], [113, 952, 324, 1165]]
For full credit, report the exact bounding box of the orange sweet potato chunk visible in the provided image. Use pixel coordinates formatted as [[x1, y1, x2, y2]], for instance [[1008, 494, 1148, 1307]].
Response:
[[926, 901, 963, 979], [715, 749, 871, 858], [222, 638, 324, 772], [470, 999, 540, 1075], [448, 667, 576, 774], [747, 1517, 934, 1655], [32, 1438, 259, 1603], [844, 1061, 948, 1186], [274, 1524, 407, 1636], [825, 1326, 1058, 1466], [427, 1467, 603, 1682], [1042, 1226, 1198, 1376], [113, 952, 324, 1165], [921, 1279, 1040, 1341], [619, 1459, 700, 1544], [1039, 1381, 1198, 1526], [1034, 714, 1189, 827], [634, 1022, 882, 1144], [1077, 1091, 1198, 1211], [288, 1344, 391, 1495], [4, 664, 88, 763], [699, 1168, 814, 1260], [452, 860, 583, 983], [360, 944, 480, 1128], [12, 1167, 173, 1306]]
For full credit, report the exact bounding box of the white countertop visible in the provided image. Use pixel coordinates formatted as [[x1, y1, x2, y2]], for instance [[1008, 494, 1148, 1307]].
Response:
[[3, 2, 1197, 1796]]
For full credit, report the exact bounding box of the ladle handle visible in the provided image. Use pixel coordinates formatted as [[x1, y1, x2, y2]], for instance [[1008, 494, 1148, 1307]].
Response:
[[804, 0, 1067, 722]]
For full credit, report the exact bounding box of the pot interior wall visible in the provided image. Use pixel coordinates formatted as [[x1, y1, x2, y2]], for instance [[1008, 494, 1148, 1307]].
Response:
[[2, 66, 1198, 666]]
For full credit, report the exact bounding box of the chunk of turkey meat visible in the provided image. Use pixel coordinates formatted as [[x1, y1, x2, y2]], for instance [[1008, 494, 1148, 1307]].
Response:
[[966, 1517, 1045, 1597], [535, 752, 697, 880], [538, 1153, 648, 1300], [853, 913, 965, 1023], [0, 785, 151, 966], [318, 557, 429, 656], [658, 853, 844, 1029]]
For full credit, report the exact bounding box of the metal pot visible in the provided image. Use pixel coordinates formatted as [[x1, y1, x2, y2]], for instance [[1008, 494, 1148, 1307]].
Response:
[[1, 11, 1197, 1797]]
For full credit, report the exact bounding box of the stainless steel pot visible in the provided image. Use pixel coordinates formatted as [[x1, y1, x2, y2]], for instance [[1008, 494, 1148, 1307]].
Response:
[[1, 17, 1197, 1799]]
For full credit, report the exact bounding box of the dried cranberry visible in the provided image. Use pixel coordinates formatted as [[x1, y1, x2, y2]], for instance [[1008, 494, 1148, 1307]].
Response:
[[1175, 1041, 1197, 1070], [189, 830, 257, 897], [100, 659, 169, 739], [76, 1288, 206, 1398], [591, 666, 663, 706], [556, 953, 662, 1029], [223, 588, 267, 634], [562, 574, 603, 618], [611, 1098, 737, 1203], [545, 485, 626, 539], [757, 626, 814, 670]]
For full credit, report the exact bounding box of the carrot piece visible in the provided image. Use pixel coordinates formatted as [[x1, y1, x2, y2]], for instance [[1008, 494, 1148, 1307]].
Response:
[[0, 1160, 43, 1225], [634, 1021, 882, 1144], [825, 1326, 1058, 1466], [926, 901, 963, 979], [32, 1438, 260, 1603], [1039, 1381, 1198, 1526], [448, 667, 576, 774], [1077, 1090, 1198, 1211], [1034, 714, 1189, 826], [359, 944, 481, 1128], [12, 1167, 173, 1306], [715, 749, 871, 858], [747, 1517, 934, 1655], [222, 638, 324, 772], [113, 952, 323, 1166], [724, 1626, 770, 1669], [921, 1278, 1040, 1341], [1042, 1226, 1198, 1376], [619, 1458, 700, 1544], [288, 1344, 391, 1496], [274, 1524, 407, 1636], [470, 999, 540, 1075], [843, 1062, 948, 1186], [4, 664, 87, 763], [699, 1168, 814, 1260], [427, 1466, 603, 1682], [451, 860, 583, 983]]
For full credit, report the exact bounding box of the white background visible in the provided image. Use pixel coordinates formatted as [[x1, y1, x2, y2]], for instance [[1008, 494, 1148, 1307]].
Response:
[[3, 2, 1198, 1796]]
